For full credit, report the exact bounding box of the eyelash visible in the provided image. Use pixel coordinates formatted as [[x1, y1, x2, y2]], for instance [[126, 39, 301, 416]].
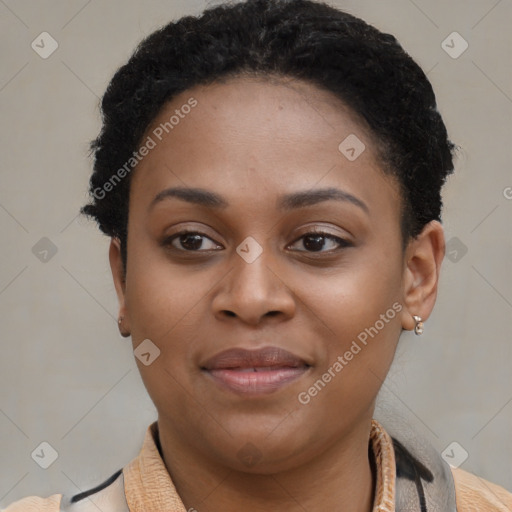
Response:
[[162, 229, 352, 254]]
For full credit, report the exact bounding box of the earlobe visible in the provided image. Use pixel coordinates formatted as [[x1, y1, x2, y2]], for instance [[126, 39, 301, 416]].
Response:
[[400, 221, 445, 332], [109, 237, 131, 337]]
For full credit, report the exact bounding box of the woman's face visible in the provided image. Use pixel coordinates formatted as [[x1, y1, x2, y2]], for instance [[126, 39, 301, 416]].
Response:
[[111, 76, 438, 472]]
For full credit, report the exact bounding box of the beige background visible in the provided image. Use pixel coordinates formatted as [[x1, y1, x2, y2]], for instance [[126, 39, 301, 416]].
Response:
[[0, 0, 511, 505]]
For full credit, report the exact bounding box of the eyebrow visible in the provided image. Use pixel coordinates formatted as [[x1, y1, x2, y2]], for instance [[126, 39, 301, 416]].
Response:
[[149, 186, 369, 214]]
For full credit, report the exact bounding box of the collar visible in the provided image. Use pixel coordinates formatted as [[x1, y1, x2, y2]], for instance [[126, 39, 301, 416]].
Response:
[[123, 419, 397, 511]]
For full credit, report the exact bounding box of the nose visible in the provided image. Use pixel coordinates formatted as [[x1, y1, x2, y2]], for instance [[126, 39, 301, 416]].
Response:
[[211, 243, 296, 326]]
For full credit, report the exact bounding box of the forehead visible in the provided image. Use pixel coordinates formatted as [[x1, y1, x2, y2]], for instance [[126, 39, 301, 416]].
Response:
[[129, 75, 400, 221]]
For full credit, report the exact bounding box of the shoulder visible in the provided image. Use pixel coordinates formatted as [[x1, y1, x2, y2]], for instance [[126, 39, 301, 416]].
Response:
[[451, 466, 512, 511], [1, 494, 62, 512], [1, 468, 126, 512]]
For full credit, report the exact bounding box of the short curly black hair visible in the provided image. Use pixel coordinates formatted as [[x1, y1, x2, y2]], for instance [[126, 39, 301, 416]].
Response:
[[81, 0, 457, 271]]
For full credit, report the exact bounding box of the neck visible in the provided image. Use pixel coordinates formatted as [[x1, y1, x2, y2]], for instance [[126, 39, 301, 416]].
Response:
[[157, 417, 376, 512]]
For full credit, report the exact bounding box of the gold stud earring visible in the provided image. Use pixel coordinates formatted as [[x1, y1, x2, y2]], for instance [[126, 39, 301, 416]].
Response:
[[412, 315, 424, 335]]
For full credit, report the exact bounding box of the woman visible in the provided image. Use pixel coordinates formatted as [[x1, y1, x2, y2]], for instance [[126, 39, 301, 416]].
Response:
[[3, 0, 511, 510]]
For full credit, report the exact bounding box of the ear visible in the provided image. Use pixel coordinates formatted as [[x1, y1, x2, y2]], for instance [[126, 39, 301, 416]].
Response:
[[400, 220, 445, 332], [109, 237, 130, 337]]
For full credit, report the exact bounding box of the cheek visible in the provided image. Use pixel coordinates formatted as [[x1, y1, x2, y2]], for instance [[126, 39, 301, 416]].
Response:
[[295, 289, 401, 432], [302, 253, 403, 395], [125, 238, 210, 338], [309, 253, 402, 340], [125, 247, 221, 404], [125, 254, 210, 418]]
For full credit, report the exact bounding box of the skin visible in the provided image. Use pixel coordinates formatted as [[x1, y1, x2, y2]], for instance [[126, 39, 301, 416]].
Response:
[[109, 75, 445, 512]]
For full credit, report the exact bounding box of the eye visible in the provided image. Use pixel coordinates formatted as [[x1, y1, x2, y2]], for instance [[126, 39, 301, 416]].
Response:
[[163, 230, 223, 252], [162, 229, 352, 254], [288, 231, 352, 253]]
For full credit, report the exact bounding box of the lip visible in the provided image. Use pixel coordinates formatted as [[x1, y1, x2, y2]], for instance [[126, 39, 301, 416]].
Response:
[[201, 346, 311, 395]]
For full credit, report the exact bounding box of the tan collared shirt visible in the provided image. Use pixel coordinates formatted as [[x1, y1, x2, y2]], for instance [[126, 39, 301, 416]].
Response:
[[2, 419, 511, 511]]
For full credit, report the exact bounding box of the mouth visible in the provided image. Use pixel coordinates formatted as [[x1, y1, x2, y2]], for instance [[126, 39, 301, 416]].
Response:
[[200, 346, 311, 396]]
